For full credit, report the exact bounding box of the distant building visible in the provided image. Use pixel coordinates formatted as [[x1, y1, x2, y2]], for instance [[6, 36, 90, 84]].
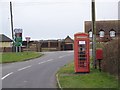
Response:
[[63, 36, 74, 50], [22, 36, 74, 52], [85, 20, 119, 42], [0, 34, 12, 52], [0, 34, 12, 47]]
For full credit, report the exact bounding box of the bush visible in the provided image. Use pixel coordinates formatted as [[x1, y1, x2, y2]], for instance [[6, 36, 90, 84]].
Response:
[[101, 38, 119, 77]]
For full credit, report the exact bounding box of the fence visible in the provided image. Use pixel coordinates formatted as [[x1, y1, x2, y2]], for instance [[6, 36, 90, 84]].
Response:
[[0, 47, 24, 52], [0, 47, 12, 52]]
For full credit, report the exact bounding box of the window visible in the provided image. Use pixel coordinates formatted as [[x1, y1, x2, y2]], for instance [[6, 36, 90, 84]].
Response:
[[99, 30, 105, 37], [110, 30, 116, 37], [89, 31, 92, 38]]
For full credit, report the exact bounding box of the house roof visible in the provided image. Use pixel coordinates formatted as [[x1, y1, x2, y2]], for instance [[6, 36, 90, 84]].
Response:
[[85, 20, 119, 35], [64, 36, 74, 43], [0, 34, 12, 42]]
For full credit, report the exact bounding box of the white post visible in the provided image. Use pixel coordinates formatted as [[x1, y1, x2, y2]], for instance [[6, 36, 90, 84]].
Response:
[[16, 46, 18, 53]]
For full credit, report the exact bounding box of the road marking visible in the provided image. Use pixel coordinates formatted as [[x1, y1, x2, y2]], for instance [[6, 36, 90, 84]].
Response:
[[58, 55, 65, 58], [67, 51, 74, 53], [48, 59, 54, 61], [38, 61, 45, 64], [58, 54, 73, 58], [38, 59, 54, 64], [1, 72, 13, 80], [25, 61, 29, 62], [66, 54, 73, 56], [18, 65, 32, 71]]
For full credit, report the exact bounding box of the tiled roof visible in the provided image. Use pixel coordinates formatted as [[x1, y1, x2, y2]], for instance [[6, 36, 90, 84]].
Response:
[[64, 36, 74, 43], [85, 20, 119, 34], [0, 34, 12, 42]]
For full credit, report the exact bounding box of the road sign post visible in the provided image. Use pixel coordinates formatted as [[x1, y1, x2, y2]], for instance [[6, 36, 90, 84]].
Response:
[[25, 37, 30, 54]]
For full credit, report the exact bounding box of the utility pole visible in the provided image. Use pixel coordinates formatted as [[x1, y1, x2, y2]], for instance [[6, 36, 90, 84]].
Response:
[[91, 0, 97, 69], [10, 1, 15, 52]]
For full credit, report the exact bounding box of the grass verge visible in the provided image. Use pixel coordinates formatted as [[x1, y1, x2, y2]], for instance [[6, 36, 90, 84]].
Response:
[[57, 62, 119, 89], [0, 52, 43, 63]]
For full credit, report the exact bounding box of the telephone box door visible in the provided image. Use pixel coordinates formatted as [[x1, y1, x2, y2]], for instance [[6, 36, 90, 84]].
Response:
[[77, 40, 89, 72]]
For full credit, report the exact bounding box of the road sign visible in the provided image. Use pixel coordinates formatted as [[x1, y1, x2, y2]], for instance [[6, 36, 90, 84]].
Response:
[[14, 28, 23, 53], [14, 42, 22, 47], [25, 37, 31, 54], [25, 37, 30, 42], [14, 28, 23, 33], [14, 30, 22, 47], [15, 37, 22, 42]]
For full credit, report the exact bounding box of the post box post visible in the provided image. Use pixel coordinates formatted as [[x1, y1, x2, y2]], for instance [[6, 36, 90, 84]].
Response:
[[96, 48, 103, 72]]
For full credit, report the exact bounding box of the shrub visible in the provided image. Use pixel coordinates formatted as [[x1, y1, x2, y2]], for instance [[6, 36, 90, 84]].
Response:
[[101, 38, 119, 77]]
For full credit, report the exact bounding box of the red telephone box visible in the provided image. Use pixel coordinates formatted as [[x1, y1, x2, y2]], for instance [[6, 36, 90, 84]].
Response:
[[74, 33, 90, 73]]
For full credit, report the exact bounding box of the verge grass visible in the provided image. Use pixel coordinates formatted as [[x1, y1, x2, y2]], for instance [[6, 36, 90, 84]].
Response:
[[57, 62, 119, 88], [0, 52, 43, 63]]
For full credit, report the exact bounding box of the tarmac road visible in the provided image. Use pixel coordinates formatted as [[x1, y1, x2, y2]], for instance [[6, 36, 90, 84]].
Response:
[[2, 51, 74, 88]]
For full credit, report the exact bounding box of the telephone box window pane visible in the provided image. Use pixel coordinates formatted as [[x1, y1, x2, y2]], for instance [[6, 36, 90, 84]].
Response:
[[79, 41, 86, 53], [110, 31, 115, 37]]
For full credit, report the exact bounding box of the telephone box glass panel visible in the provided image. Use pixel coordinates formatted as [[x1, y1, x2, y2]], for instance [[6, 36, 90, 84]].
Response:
[[78, 41, 87, 68]]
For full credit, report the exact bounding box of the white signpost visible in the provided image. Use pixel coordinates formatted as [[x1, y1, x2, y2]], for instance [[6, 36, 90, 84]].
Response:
[[25, 37, 30, 42], [25, 37, 31, 54]]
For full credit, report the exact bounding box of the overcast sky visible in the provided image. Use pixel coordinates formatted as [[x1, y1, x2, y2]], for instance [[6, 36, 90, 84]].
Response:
[[0, 0, 119, 40]]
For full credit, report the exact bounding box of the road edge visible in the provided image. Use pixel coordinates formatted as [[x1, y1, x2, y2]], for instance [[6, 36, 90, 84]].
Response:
[[56, 73, 62, 90], [1, 53, 44, 64]]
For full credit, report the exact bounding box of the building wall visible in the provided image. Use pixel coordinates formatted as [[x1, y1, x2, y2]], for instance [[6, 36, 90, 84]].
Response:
[[0, 42, 12, 47], [22, 36, 74, 52]]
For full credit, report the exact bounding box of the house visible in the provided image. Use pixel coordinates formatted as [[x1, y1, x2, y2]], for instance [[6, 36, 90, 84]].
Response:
[[63, 36, 74, 50], [0, 34, 12, 52], [85, 20, 119, 42], [0, 34, 12, 47]]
